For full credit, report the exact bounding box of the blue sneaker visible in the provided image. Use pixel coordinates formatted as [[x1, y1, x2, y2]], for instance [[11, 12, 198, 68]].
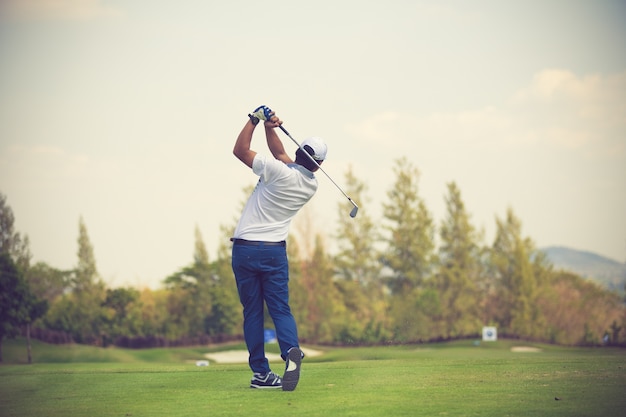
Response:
[[250, 371, 282, 389], [282, 347, 303, 391]]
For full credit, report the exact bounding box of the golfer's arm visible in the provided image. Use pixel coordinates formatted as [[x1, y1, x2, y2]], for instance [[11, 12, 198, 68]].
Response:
[[233, 120, 257, 168], [265, 124, 293, 164]]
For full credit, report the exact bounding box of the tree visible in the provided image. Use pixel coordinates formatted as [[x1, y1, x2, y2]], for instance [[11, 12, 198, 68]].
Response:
[[334, 165, 388, 342], [388, 285, 442, 343], [303, 235, 345, 343], [164, 225, 240, 339], [0, 194, 46, 362], [489, 208, 545, 339], [74, 216, 100, 293], [25, 262, 71, 303], [536, 271, 624, 345], [381, 157, 435, 294], [23, 292, 48, 363], [101, 287, 141, 343], [201, 186, 254, 338], [164, 225, 214, 337], [0, 192, 31, 271], [434, 182, 484, 338], [45, 218, 105, 344], [0, 253, 46, 363], [380, 158, 436, 342], [74, 217, 106, 343], [133, 287, 167, 340], [0, 253, 29, 361], [335, 165, 382, 286], [209, 224, 242, 336]]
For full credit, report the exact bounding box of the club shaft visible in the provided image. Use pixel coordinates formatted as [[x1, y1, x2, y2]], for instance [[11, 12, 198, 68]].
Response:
[[279, 125, 358, 209]]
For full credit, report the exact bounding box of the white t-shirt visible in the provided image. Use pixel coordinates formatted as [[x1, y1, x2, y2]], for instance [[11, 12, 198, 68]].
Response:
[[233, 154, 318, 241]]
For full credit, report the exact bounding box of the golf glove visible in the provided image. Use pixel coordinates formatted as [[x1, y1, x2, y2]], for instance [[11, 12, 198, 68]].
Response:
[[250, 105, 273, 121]]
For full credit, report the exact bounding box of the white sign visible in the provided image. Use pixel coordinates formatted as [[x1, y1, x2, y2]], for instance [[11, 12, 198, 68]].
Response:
[[482, 326, 497, 341]]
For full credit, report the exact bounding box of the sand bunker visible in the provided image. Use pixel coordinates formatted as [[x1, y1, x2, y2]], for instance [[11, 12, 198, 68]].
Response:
[[510, 346, 542, 352], [205, 347, 322, 364]]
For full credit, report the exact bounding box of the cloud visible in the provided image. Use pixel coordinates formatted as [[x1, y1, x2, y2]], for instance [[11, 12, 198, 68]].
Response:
[[349, 69, 625, 158], [514, 69, 617, 103], [511, 69, 626, 152], [2, 0, 124, 21]]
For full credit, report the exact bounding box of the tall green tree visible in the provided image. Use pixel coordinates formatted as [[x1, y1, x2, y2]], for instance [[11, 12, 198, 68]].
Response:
[[434, 182, 484, 338], [0, 193, 31, 271], [0, 252, 46, 362], [164, 225, 214, 337], [299, 235, 344, 343], [205, 224, 240, 336], [335, 165, 381, 286], [288, 212, 347, 343], [334, 166, 388, 342], [489, 208, 545, 339], [0, 195, 47, 361], [74, 217, 106, 343], [0, 253, 29, 361], [74, 216, 100, 292], [164, 225, 240, 338], [45, 217, 105, 344], [381, 157, 435, 294], [381, 158, 436, 343]]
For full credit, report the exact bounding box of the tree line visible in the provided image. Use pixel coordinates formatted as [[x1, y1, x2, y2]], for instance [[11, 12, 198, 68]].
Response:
[[1, 158, 624, 360]]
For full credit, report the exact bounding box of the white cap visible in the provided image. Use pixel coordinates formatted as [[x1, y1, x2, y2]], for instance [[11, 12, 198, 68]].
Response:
[[301, 136, 327, 161]]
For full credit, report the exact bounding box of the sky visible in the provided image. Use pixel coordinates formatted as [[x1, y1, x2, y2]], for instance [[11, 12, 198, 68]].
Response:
[[1, 0, 625, 289]]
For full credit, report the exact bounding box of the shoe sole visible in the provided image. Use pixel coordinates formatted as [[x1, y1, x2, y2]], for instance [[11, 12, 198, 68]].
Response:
[[282, 347, 302, 391], [250, 384, 282, 389]]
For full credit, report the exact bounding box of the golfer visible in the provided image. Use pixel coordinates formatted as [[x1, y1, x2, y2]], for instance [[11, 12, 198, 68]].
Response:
[[231, 105, 327, 391]]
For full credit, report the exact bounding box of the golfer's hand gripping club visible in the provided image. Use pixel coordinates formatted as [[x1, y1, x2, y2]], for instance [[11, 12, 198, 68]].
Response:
[[248, 105, 273, 125], [278, 125, 359, 218]]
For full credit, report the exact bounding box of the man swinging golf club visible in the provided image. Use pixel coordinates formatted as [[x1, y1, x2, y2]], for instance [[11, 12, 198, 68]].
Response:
[[231, 105, 327, 391]]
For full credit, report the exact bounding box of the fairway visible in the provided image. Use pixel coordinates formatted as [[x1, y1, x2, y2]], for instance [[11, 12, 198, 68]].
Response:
[[1, 339, 625, 417]]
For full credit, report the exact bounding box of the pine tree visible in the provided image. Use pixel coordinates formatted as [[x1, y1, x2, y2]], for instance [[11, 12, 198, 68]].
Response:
[[335, 165, 381, 286], [381, 158, 436, 343], [334, 165, 388, 342], [74, 216, 100, 293], [304, 235, 344, 343], [0, 193, 31, 271], [381, 157, 435, 294], [45, 217, 105, 344], [435, 182, 484, 338], [164, 225, 213, 337], [206, 225, 240, 336], [489, 208, 544, 339]]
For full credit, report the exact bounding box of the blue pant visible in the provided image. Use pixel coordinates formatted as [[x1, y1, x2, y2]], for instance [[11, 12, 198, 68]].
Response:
[[231, 243, 299, 374]]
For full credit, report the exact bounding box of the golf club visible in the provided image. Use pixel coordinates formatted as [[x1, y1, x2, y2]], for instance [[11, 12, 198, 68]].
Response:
[[279, 125, 359, 218]]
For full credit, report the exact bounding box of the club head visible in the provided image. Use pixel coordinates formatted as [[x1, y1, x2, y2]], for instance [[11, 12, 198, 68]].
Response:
[[349, 205, 359, 218]]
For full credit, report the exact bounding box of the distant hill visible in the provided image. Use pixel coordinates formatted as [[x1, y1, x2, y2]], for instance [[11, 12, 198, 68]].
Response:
[[541, 246, 626, 292]]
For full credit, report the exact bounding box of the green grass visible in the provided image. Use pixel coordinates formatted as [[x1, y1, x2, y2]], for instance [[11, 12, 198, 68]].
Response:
[[1, 338, 625, 416]]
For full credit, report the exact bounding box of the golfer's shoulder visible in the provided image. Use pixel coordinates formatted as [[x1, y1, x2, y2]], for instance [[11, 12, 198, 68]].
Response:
[[253, 154, 291, 174]]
